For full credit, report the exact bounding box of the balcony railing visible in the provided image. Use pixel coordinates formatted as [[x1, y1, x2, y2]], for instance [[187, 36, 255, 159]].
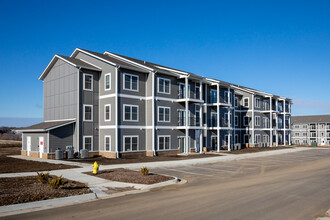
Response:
[[178, 117, 201, 126]]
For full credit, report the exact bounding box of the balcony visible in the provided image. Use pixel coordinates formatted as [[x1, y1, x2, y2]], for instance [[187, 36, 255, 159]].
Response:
[[209, 119, 217, 127], [178, 117, 201, 127]]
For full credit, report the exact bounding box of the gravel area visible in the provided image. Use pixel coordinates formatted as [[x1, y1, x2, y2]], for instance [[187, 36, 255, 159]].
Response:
[[85, 168, 174, 185], [0, 176, 91, 206]]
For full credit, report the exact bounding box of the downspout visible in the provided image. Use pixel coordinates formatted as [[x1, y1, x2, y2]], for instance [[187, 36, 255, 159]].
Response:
[[152, 71, 156, 156], [185, 76, 189, 155], [115, 67, 119, 158], [76, 67, 81, 153], [217, 83, 220, 152]]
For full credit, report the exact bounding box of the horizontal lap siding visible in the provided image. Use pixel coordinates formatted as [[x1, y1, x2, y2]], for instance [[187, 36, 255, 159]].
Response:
[[49, 124, 74, 152]]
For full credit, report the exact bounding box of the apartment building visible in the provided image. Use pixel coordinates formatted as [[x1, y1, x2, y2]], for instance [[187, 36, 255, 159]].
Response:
[[19, 48, 292, 159], [291, 115, 330, 146]]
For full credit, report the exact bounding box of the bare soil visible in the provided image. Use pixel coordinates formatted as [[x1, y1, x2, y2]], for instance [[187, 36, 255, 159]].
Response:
[[0, 176, 91, 206], [70, 153, 220, 165], [85, 168, 174, 185], [221, 146, 293, 154], [0, 141, 78, 173]]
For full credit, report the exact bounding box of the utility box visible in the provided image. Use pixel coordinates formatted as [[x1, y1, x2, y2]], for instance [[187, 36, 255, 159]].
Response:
[[80, 149, 89, 159], [55, 148, 64, 160], [311, 142, 317, 147], [66, 146, 74, 159]]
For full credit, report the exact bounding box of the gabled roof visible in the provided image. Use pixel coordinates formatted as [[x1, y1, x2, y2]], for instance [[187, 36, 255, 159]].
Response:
[[18, 119, 75, 132], [39, 55, 101, 80], [291, 115, 330, 124]]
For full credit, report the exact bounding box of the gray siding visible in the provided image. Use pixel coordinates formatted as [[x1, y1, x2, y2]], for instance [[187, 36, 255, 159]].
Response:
[[49, 124, 74, 152]]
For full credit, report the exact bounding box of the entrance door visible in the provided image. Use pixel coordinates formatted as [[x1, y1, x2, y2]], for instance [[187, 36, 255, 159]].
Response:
[[39, 137, 44, 158], [321, 138, 325, 146], [26, 136, 31, 156], [195, 130, 200, 152], [178, 137, 185, 153], [211, 136, 217, 151]]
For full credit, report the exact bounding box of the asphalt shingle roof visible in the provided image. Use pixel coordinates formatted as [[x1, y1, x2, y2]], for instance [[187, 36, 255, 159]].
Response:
[[291, 115, 330, 124], [19, 120, 75, 131]]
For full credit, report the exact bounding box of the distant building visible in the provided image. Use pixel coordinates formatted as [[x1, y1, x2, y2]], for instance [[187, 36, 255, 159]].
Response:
[[291, 115, 330, 146], [19, 48, 292, 159]]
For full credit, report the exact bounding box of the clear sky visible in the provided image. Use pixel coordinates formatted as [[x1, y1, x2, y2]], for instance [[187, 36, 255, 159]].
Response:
[[0, 0, 329, 126]]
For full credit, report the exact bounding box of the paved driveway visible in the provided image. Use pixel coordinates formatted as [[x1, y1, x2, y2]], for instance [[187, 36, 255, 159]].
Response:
[[3, 148, 330, 220]]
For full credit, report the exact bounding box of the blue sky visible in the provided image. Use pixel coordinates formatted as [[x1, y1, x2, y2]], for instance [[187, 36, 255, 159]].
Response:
[[0, 0, 329, 126]]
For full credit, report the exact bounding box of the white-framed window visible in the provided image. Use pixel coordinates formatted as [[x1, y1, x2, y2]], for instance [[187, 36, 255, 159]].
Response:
[[123, 136, 139, 152], [104, 136, 111, 151], [243, 97, 249, 107], [158, 77, 170, 94], [104, 104, 111, 121], [195, 82, 200, 99], [224, 91, 228, 103], [255, 116, 261, 126], [123, 73, 139, 91], [263, 100, 270, 110], [195, 104, 201, 125], [294, 132, 299, 137], [83, 104, 93, 121], [235, 115, 238, 126], [234, 97, 239, 107], [211, 136, 217, 149], [105, 73, 111, 91], [295, 139, 299, 144], [123, 104, 139, 121], [244, 116, 250, 126], [263, 135, 269, 143], [210, 89, 217, 103], [224, 113, 228, 126], [255, 97, 261, 108], [255, 134, 261, 143], [263, 117, 270, 128], [224, 134, 229, 146], [83, 136, 93, 151], [158, 135, 170, 150], [244, 134, 250, 144], [178, 109, 186, 126], [158, 106, 170, 122], [83, 73, 93, 91]]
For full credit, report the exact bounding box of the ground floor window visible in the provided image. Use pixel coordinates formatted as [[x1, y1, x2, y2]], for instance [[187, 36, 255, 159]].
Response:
[[83, 136, 93, 151], [255, 134, 261, 144], [295, 139, 299, 144], [211, 136, 217, 150], [104, 136, 111, 151], [263, 135, 269, 143], [123, 136, 138, 152], [158, 136, 170, 150]]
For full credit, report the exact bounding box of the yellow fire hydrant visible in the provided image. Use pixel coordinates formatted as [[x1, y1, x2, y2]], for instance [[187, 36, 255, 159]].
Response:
[[92, 161, 99, 175]]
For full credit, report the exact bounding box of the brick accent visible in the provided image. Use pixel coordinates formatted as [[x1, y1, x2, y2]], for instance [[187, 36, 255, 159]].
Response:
[[29, 152, 40, 158], [88, 152, 99, 158], [146, 151, 154, 157], [21, 151, 27, 156], [119, 151, 146, 159], [156, 150, 180, 156], [99, 152, 116, 158], [42, 153, 55, 159]]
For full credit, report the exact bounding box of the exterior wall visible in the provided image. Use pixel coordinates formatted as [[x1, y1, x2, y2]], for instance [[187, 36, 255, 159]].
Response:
[[43, 59, 77, 121], [22, 132, 48, 155], [49, 123, 74, 153], [292, 122, 330, 146]]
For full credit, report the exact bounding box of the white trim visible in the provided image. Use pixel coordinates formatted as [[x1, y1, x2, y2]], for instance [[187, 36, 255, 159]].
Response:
[[243, 116, 250, 126], [158, 106, 171, 122], [104, 51, 154, 71], [123, 135, 139, 152], [104, 104, 111, 122], [71, 48, 117, 66], [158, 135, 171, 150], [83, 136, 93, 151], [255, 134, 261, 144], [104, 135, 111, 151], [45, 121, 75, 131], [244, 134, 250, 144], [104, 73, 111, 91], [83, 73, 93, 91], [157, 77, 171, 94], [255, 116, 261, 126], [115, 67, 119, 158], [255, 97, 261, 108], [123, 72, 139, 92], [243, 97, 249, 108], [26, 136, 31, 156], [44, 118, 76, 122], [123, 104, 139, 122], [83, 104, 93, 122]]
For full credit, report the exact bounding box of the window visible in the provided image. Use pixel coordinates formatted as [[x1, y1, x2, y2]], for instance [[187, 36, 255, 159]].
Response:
[[224, 135, 229, 146], [243, 98, 249, 107], [210, 90, 217, 103], [83, 136, 93, 151], [255, 134, 261, 144], [294, 125, 299, 129], [311, 132, 316, 137], [83, 105, 93, 121], [211, 112, 217, 127], [244, 134, 250, 144], [83, 74, 93, 91], [124, 105, 138, 121], [295, 140, 299, 144], [235, 97, 239, 107], [235, 134, 239, 143], [310, 124, 316, 129], [158, 136, 170, 150], [255, 116, 261, 126], [211, 136, 217, 149], [195, 83, 200, 99], [235, 115, 238, 126], [179, 83, 185, 99], [263, 117, 270, 128], [263, 100, 269, 110], [123, 136, 138, 151], [105, 104, 111, 121], [302, 132, 307, 136], [302, 125, 308, 129], [255, 98, 261, 108], [244, 116, 250, 126], [123, 73, 138, 91], [263, 135, 269, 143], [104, 136, 111, 151], [178, 109, 186, 126], [195, 105, 201, 126], [295, 132, 299, 137], [224, 91, 228, 103], [158, 77, 170, 94], [158, 107, 170, 122], [105, 73, 111, 91]]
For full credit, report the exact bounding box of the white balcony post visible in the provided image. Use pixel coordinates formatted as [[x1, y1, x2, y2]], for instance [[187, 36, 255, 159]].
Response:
[[283, 100, 286, 146], [204, 83, 208, 150], [199, 80, 203, 101], [217, 84, 220, 152], [252, 94, 255, 147], [185, 76, 189, 155], [270, 97, 273, 147]]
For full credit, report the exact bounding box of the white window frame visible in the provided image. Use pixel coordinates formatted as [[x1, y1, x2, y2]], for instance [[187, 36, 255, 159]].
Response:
[[195, 82, 200, 99], [104, 73, 111, 91], [255, 116, 261, 126], [123, 135, 139, 152], [104, 135, 111, 151], [224, 134, 229, 145], [83, 104, 93, 122], [243, 116, 250, 126], [255, 134, 261, 144], [83, 136, 93, 151], [234, 97, 239, 107], [243, 97, 249, 107], [104, 104, 111, 122], [157, 77, 171, 94], [83, 73, 93, 91], [158, 106, 171, 122], [263, 117, 270, 128], [123, 72, 139, 92], [244, 134, 250, 144], [158, 135, 171, 150], [235, 115, 238, 126], [255, 97, 261, 108], [224, 91, 228, 103], [123, 104, 139, 122], [263, 135, 269, 143]]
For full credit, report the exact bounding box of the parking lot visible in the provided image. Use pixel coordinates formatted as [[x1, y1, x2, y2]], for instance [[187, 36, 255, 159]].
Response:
[[151, 148, 330, 181]]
